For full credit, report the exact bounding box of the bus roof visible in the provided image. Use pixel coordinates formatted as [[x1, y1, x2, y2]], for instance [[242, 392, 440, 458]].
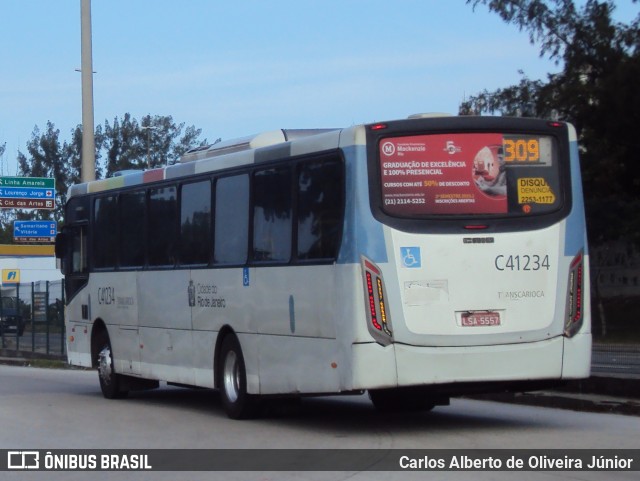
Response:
[[181, 129, 337, 163], [68, 128, 341, 198]]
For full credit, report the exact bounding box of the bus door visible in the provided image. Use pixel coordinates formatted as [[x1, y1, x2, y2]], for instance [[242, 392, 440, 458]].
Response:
[[56, 221, 94, 366]]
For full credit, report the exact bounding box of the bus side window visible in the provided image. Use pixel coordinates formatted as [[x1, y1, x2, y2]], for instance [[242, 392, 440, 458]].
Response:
[[180, 180, 212, 266], [149, 185, 178, 266], [253, 167, 292, 263], [120, 190, 146, 267], [297, 159, 344, 261], [94, 195, 118, 269], [64, 225, 89, 300], [70, 226, 88, 274], [215, 175, 249, 265]]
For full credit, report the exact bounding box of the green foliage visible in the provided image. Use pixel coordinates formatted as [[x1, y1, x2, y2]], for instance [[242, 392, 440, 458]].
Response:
[[64, 125, 88, 188], [99, 114, 206, 177], [462, 0, 640, 245], [16, 122, 70, 222], [459, 73, 547, 117]]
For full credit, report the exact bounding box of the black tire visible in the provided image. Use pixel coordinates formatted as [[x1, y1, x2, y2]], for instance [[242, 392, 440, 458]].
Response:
[[368, 388, 436, 412], [219, 335, 258, 419], [97, 333, 128, 400]]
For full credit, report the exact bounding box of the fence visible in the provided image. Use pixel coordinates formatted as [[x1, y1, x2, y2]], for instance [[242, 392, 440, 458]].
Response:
[[591, 343, 640, 376], [0, 280, 66, 358]]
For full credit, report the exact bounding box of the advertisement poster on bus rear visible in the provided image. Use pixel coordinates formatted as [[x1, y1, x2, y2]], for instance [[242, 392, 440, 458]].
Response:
[[379, 133, 508, 215]]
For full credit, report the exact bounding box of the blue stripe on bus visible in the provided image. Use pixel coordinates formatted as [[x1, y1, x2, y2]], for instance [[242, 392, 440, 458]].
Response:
[[123, 171, 144, 186], [337, 145, 388, 265], [564, 140, 588, 256], [166, 161, 196, 179]]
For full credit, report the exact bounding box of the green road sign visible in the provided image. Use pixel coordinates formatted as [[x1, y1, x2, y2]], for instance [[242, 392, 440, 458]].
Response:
[[0, 176, 55, 188]]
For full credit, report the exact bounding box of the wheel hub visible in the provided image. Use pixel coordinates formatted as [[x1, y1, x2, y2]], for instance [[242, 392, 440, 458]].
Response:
[[98, 346, 113, 386], [223, 350, 240, 403]]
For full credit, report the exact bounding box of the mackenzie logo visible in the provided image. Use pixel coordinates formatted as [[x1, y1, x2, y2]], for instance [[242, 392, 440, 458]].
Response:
[[381, 142, 396, 156]]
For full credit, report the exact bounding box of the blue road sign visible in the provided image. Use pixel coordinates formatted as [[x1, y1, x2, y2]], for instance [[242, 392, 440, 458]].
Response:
[[13, 221, 57, 242], [0, 187, 55, 199]]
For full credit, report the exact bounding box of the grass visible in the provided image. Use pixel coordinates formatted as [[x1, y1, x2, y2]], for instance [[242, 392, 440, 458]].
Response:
[[27, 359, 69, 369]]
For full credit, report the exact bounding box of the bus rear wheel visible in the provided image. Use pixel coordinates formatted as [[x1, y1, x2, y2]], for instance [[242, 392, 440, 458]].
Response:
[[97, 335, 128, 400], [219, 335, 258, 419]]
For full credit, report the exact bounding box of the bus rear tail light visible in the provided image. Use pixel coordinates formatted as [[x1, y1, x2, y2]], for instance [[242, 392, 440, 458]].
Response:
[[564, 250, 585, 337], [361, 256, 393, 346]]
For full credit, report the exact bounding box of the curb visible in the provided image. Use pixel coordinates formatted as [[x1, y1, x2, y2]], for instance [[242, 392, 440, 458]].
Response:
[[470, 390, 640, 416], [561, 374, 640, 398], [0, 349, 67, 369], [0, 348, 65, 362]]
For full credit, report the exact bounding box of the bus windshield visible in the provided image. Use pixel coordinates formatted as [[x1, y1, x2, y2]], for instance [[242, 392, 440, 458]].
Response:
[[378, 132, 562, 217]]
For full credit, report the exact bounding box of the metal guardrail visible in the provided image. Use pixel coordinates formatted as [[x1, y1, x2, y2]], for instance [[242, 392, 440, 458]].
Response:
[[592, 343, 640, 376]]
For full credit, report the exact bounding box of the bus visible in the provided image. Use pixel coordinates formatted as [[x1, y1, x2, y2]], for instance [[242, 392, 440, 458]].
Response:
[[55, 114, 591, 418]]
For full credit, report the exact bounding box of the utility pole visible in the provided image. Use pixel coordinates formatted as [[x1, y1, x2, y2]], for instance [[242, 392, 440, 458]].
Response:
[[80, 0, 96, 182], [141, 126, 159, 169]]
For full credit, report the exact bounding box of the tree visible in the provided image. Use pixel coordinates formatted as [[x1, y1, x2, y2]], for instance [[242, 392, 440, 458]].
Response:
[[459, 72, 548, 118], [16, 122, 69, 222], [5, 114, 206, 237], [12, 121, 101, 226], [65, 124, 101, 185], [101, 113, 146, 176], [464, 0, 640, 338], [102, 114, 206, 177], [0, 141, 13, 241], [462, 0, 640, 244]]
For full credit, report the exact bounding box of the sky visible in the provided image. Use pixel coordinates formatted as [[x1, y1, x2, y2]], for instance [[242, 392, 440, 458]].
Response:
[[0, 0, 637, 175]]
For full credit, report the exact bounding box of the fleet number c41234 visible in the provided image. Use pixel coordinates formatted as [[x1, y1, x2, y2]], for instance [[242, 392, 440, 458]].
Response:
[[494, 254, 550, 271]]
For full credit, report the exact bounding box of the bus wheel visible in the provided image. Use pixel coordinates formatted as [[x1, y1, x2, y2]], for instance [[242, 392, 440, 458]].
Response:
[[97, 336, 128, 400], [219, 335, 258, 419], [368, 388, 436, 412]]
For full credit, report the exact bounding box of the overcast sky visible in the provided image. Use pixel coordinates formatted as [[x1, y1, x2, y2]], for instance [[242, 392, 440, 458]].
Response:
[[0, 0, 637, 174]]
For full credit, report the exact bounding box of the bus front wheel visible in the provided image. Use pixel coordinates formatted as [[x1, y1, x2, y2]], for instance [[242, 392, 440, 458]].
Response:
[[97, 335, 128, 400], [219, 335, 258, 419]]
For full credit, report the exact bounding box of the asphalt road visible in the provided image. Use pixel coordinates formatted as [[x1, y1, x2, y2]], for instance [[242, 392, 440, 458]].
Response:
[[0, 365, 639, 481]]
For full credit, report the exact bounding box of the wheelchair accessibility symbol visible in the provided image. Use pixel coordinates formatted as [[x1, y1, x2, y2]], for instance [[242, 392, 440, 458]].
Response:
[[401, 247, 422, 268]]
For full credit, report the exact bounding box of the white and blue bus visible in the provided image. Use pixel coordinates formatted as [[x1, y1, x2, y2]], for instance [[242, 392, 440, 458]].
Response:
[[55, 114, 590, 418]]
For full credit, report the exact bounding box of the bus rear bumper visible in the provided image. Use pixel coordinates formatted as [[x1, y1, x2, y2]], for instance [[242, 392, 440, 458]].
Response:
[[561, 332, 592, 379], [352, 335, 591, 391]]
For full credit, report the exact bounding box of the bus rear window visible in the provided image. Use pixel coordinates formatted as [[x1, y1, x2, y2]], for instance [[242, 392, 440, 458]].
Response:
[[379, 132, 561, 217]]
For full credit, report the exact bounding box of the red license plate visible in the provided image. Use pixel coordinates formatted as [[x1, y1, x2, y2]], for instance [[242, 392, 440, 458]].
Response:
[[461, 311, 501, 327]]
